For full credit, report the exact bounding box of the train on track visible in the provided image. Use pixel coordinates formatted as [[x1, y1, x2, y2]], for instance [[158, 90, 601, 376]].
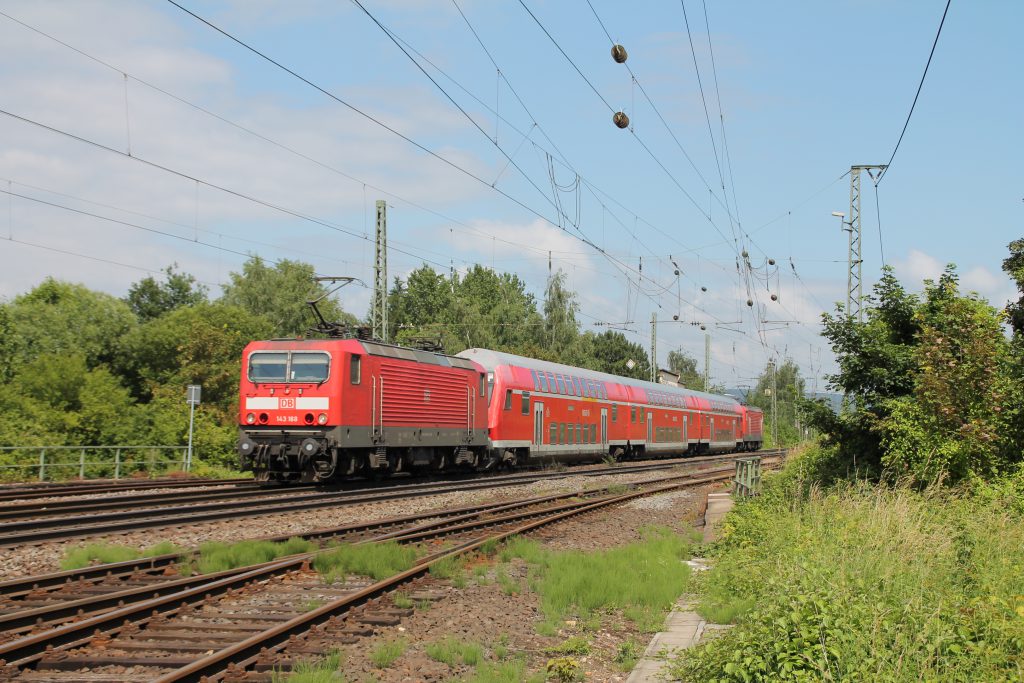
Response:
[[237, 338, 763, 483]]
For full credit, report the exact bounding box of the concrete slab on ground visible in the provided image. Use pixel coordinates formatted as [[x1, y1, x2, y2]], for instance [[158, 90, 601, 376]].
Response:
[[626, 493, 736, 681], [703, 492, 734, 543]]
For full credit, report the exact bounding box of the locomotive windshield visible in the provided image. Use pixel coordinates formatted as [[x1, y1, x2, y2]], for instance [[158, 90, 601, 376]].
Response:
[[248, 351, 330, 383]]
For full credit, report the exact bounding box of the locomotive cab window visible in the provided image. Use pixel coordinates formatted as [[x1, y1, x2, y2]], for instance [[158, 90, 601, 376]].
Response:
[[479, 374, 486, 397], [291, 352, 330, 382], [249, 352, 288, 382], [349, 354, 361, 385], [249, 351, 330, 384]]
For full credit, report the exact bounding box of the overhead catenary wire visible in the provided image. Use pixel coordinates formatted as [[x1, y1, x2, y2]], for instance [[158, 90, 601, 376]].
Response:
[[876, 0, 952, 185], [3, 4, 713, 298], [165, 0, 682, 313], [0, 109, 459, 271]]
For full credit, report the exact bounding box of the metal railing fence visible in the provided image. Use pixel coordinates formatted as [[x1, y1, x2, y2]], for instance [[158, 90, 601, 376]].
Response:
[[0, 446, 188, 482], [733, 456, 763, 497]]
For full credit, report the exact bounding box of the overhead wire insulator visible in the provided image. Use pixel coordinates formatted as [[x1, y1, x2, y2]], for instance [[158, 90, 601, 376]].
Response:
[[768, 258, 776, 266], [613, 111, 630, 129], [770, 294, 778, 302], [746, 299, 753, 307], [611, 44, 628, 63]]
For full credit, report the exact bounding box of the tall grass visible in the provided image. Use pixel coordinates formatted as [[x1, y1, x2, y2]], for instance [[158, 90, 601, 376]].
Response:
[[60, 541, 183, 570], [669, 447, 1024, 682], [425, 636, 483, 666], [370, 638, 406, 668], [313, 541, 417, 582], [500, 528, 692, 628], [196, 537, 316, 574], [273, 650, 345, 682]]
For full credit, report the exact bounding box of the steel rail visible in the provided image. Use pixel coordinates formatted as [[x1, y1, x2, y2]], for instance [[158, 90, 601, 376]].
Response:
[[159, 468, 750, 682], [0, 466, 741, 671], [0, 458, 764, 607], [0, 452, 775, 547], [0, 478, 255, 503]]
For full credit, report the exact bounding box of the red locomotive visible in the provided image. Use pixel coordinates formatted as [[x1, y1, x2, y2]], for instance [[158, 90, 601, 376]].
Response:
[[237, 338, 489, 482], [237, 341, 763, 483]]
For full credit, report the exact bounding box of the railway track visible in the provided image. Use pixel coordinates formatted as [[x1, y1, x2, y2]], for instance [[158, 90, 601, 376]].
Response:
[[0, 457, 779, 681], [0, 451, 781, 547], [0, 478, 256, 504]]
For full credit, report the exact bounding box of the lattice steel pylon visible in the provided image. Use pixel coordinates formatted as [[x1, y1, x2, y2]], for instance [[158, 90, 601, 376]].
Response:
[[372, 200, 388, 342], [845, 165, 886, 322]]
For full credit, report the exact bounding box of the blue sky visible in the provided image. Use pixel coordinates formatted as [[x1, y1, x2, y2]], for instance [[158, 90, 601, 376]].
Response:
[[1, 0, 1020, 390]]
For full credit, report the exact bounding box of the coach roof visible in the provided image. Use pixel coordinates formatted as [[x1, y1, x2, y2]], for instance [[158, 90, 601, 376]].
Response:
[[456, 348, 739, 408]]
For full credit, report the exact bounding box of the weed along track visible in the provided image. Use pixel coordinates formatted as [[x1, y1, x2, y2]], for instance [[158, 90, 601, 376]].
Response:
[[0, 459, 772, 681]]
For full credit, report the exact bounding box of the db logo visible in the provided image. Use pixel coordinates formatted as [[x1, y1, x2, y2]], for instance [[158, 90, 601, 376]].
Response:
[[279, 398, 296, 409]]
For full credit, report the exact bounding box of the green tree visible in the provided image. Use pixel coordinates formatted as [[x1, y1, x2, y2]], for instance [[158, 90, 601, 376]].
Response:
[[580, 330, 650, 381], [121, 302, 273, 409], [542, 271, 579, 358], [7, 278, 137, 369], [666, 348, 704, 389], [806, 264, 1017, 484], [1002, 237, 1024, 335], [879, 269, 1010, 483], [220, 257, 352, 336], [126, 264, 207, 321], [748, 359, 805, 447]]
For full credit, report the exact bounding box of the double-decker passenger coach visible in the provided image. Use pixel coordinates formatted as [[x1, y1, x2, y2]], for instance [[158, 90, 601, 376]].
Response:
[[456, 349, 761, 467]]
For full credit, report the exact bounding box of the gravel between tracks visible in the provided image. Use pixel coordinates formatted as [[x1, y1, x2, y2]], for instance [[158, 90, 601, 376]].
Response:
[[1, 465, 716, 581], [323, 483, 719, 682]]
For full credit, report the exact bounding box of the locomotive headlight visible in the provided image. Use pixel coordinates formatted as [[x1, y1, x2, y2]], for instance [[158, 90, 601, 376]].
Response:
[[245, 412, 256, 425], [317, 412, 328, 425]]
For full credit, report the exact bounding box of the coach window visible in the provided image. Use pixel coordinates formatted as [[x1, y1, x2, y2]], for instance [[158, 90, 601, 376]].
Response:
[[549, 423, 557, 444], [504, 390, 513, 411], [612, 404, 618, 422], [556, 376, 566, 394], [538, 372, 548, 393], [576, 424, 582, 443], [531, 370, 539, 391], [640, 410, 645, 423], [631, 406, 636, 423], [349, 354, 361, 385], [590, 424, 596, 443], [559, 423, 565, 444], [521, 393, 530, 416], [566, 377, 575, 396]]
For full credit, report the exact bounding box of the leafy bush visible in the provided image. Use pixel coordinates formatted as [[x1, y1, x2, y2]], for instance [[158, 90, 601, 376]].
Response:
[[668, 459, 1024, 681]]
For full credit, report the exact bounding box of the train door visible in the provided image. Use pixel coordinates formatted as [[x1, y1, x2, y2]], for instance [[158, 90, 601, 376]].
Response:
[[600, 409, 608, 446], [683, 415, 689, 449], [647, 412, 653, 443], [533, 401, 544, 447]]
